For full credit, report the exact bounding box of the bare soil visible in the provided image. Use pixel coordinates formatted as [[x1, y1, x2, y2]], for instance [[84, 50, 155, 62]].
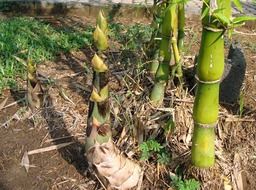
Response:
[[0, 16, 255, 190]]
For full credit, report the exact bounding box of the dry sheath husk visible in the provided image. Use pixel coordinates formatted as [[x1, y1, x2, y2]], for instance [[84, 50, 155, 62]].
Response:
[[87, 138, 142, 190]]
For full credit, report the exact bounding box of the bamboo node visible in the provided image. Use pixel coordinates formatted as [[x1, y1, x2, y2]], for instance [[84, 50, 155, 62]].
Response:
[[195, 122, 217, 128], [195, 75, 220, 84], [160, 32, 171, 40], [203, 26, 224, 32]]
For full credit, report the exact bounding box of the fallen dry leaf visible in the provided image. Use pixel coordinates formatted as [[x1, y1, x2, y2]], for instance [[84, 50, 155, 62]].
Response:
[[21, 151, 30, 172], [0, 97, 8, 111], [27, 142, 74, 155], [232, 153, 245, 190]]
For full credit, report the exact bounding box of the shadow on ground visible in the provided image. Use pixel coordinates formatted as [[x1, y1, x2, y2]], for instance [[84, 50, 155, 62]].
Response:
[[9, 89, 27, 107], [42, 93, 89, 176]]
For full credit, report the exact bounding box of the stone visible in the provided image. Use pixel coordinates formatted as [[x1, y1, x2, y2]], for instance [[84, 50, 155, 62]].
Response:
[[220, 42, 246, 104]]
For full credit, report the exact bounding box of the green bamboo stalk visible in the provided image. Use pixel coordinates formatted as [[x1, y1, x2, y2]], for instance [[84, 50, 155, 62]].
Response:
[[149, 50, 160, 76], [169, 0, 184, 83], [191, 0, 231, 168], [150, 3, 175, 105], [171, 36, 183, 81], [177, 2, 185, 52], [148, 1, 167, 75]]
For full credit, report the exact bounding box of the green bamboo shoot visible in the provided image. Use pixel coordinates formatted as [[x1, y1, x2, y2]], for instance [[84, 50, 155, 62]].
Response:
[[27, 60, 42, 111], [86, 10, 142, 189]]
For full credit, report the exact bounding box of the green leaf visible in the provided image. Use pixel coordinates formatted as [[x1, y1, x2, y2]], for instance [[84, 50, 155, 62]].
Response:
[[233, 0, 243, 12], [139, 139, 169, 164], [171, 175, 200, 190], [157, 150, 170, 165], [201, 7, 209, 20], [148, 140, 162, 152], [213, 12, 230, 26], [164, 118, 175, 134], [212, 8, 225, 14], [228, 28, 234, 39], [139, 142, 149, 152], [140, 151, 150, 161], [233, 16, 256, 25]]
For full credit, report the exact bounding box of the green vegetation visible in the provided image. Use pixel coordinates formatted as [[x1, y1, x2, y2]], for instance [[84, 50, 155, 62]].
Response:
[[110, 23, 153, 50], [171, 175, 200, 190], [139, 139, 170, 165], [0, 17, 152, 92], [0, 17, 93, 91], [149, 0, 187, 105]]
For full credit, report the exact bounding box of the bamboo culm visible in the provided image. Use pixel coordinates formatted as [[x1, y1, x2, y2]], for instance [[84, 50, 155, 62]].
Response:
[[191, 0, 231, 168]]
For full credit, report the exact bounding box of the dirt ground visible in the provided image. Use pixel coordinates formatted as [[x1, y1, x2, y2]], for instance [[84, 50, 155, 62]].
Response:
[[0, 16, 255, 190]]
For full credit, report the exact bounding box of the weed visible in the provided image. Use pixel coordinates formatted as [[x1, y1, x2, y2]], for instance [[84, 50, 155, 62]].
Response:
[[163, 118, 175, 135], [238, 91, 244, 117], [171, 175, 200, 190], [110, 23, 153, 50], [183, 30, 199, 55], [139, 139, 170, 165]]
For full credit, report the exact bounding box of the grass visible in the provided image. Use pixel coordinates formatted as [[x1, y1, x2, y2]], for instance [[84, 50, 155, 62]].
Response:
[[139, 139, 171, 165], [0, 17, 93, 91], [170, 175, 200, 190], [110, 23, 153, 50], [0, 17, 152, 92]]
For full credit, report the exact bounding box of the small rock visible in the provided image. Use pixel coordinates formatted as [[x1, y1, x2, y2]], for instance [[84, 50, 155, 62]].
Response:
[[220, 42, 246, 104]]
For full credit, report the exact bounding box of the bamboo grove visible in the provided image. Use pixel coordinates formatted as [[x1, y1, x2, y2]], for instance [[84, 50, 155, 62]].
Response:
[[148, 0, 255, 168]]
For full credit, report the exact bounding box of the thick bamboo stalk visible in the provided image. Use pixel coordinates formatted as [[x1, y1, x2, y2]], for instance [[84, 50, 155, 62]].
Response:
[[191, 0, 231, 168]]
